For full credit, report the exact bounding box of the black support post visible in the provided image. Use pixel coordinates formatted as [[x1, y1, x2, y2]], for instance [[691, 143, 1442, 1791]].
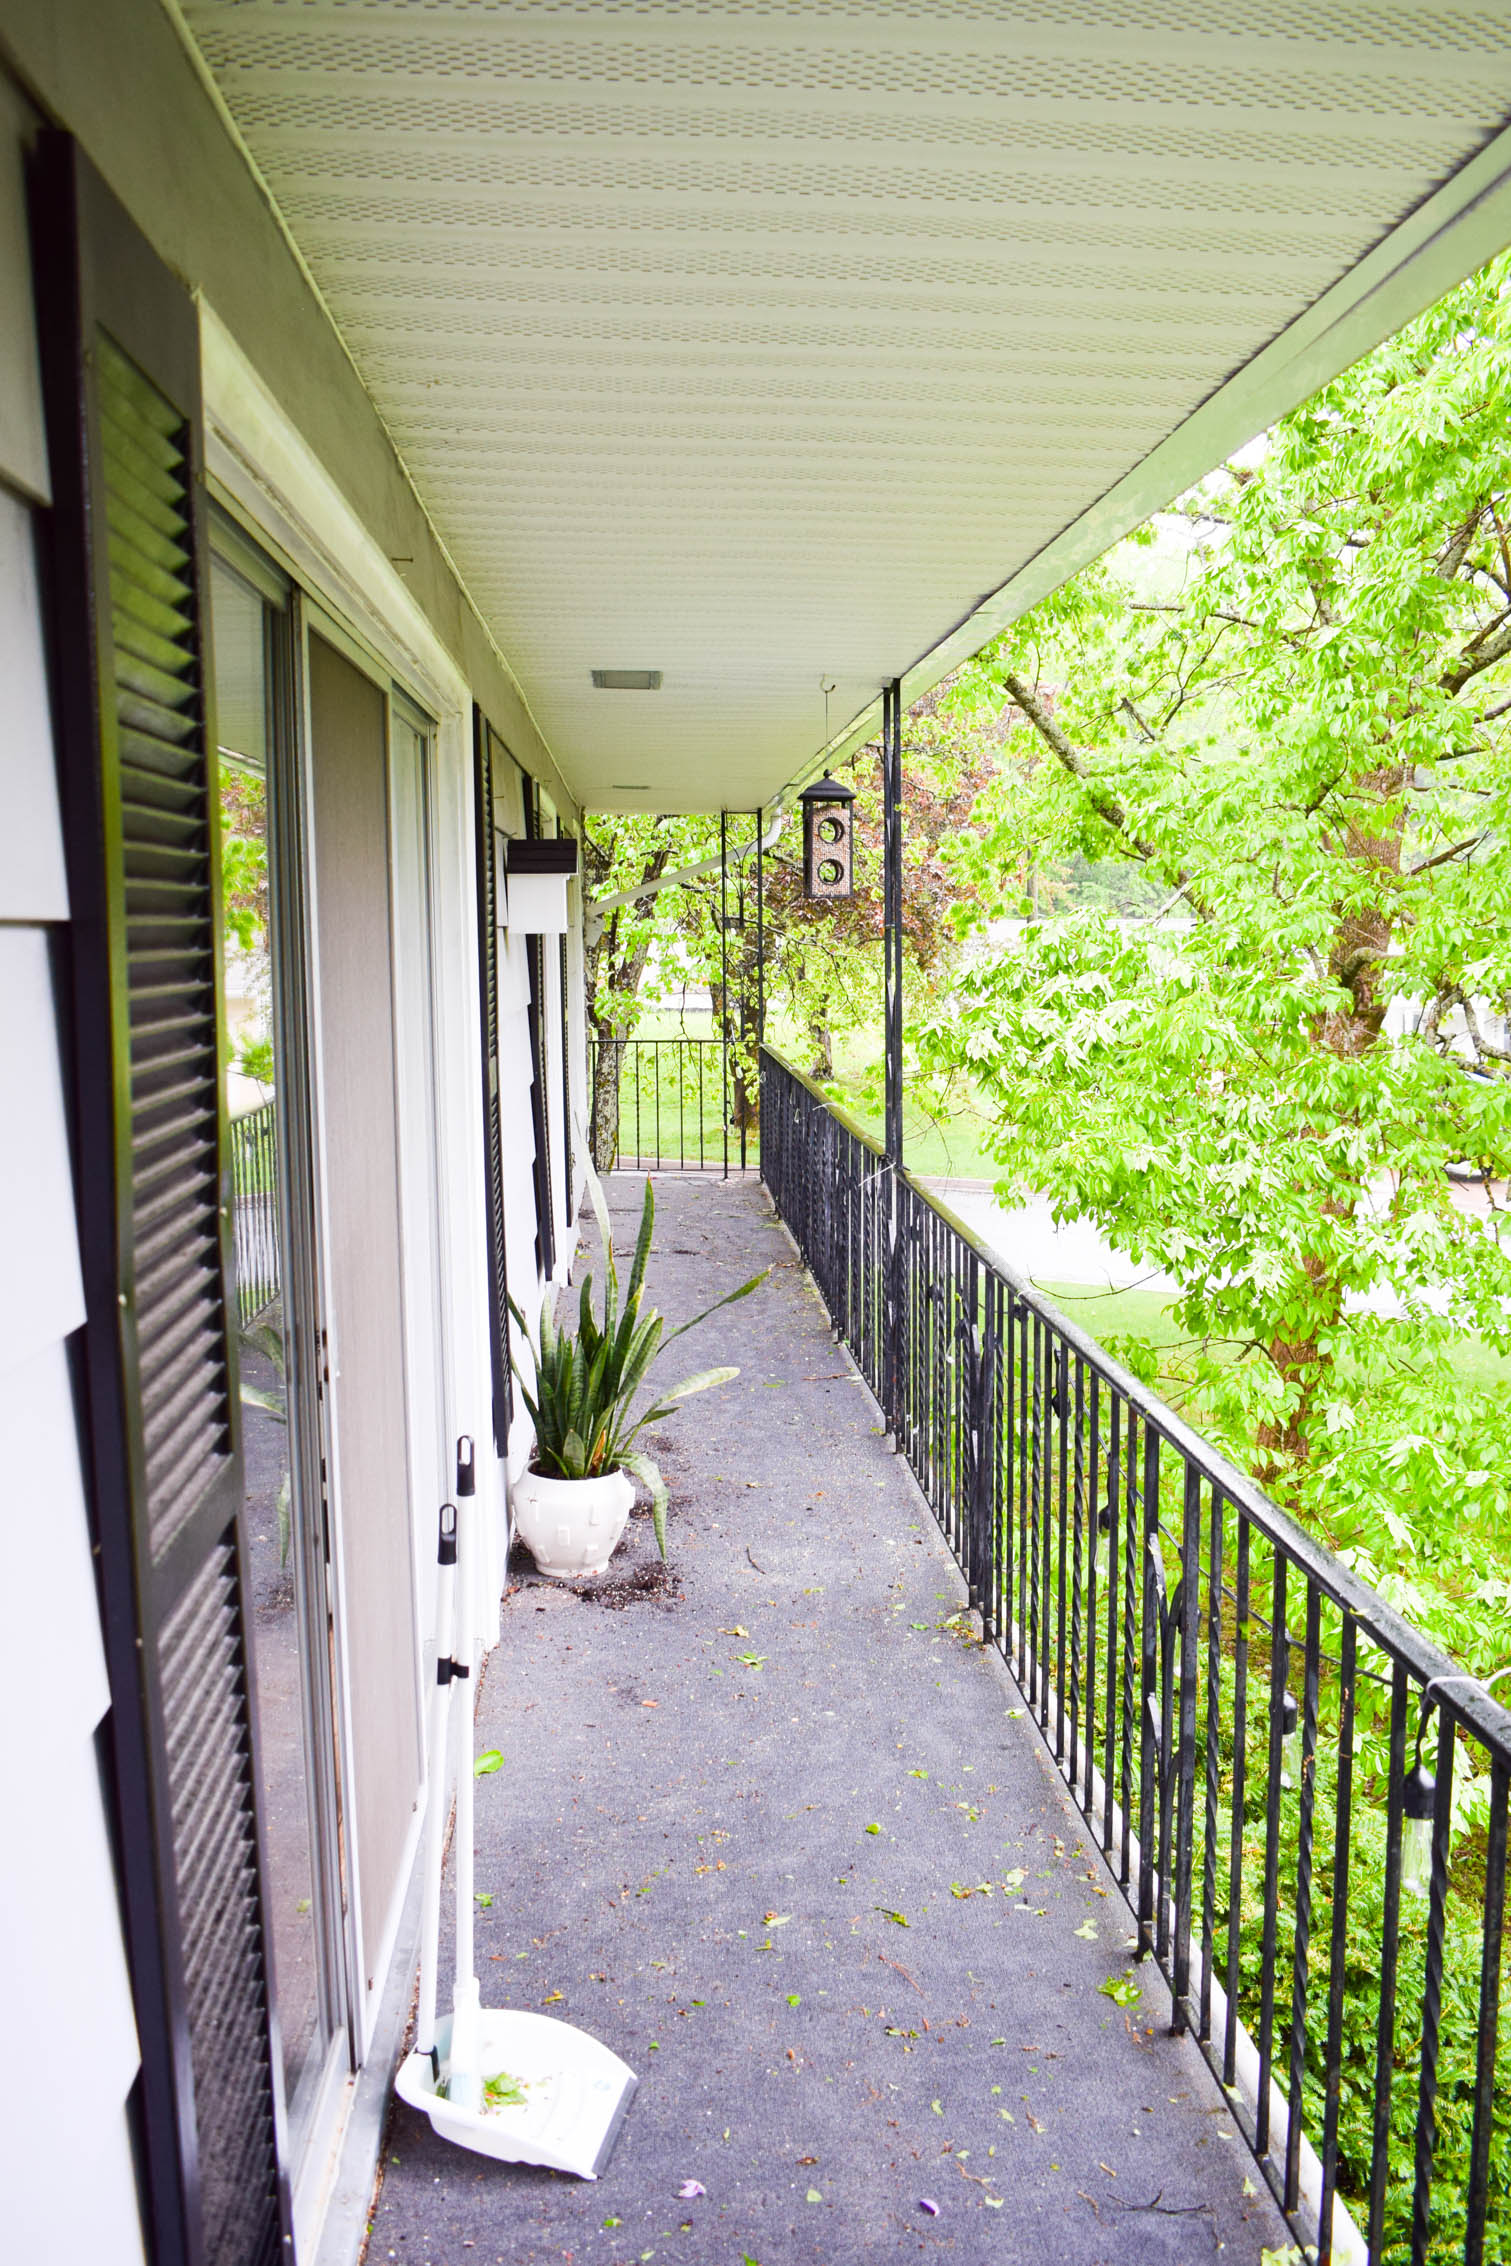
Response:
[[882, 678, 905, 1443], [756, 808, 765, 1047], [720, 807, 729, 1180], [883, 680, 904, 1168]]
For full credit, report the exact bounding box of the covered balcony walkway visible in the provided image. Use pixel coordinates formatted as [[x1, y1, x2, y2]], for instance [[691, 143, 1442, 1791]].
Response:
[[370, 1171, 1288, 2265]]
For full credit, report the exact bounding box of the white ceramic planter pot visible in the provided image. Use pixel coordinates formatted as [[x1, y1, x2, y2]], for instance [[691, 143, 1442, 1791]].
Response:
[[511, 1466, 635, 1579]]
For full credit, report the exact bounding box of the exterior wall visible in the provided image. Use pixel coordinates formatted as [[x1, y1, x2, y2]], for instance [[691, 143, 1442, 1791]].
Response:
[[0, 68, 148, 2266]]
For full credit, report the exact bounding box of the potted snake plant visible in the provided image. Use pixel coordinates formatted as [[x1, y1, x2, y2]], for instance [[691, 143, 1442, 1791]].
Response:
[[509, 1166, 766, 1577]]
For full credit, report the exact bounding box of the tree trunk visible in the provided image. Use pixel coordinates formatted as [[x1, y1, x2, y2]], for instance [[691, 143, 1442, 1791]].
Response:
[[714, 930, 764, 1133], [588, 1026, 623, 1171], [581, 830, 675, 1170]]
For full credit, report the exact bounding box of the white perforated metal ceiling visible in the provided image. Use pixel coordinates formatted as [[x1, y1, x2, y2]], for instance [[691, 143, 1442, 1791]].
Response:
[[178, 1, 1511, 812]]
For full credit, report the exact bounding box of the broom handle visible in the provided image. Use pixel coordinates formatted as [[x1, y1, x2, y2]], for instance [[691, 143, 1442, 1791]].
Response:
[[453, 1438, 477, 1991], [414, 1500, 458, 2062]]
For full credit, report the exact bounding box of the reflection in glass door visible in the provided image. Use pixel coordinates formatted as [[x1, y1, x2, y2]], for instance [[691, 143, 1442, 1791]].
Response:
[[211, 547, 345, 2176]]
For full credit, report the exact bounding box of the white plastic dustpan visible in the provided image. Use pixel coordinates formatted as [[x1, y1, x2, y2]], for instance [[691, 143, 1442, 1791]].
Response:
[[395, 2007, 637, 2178]]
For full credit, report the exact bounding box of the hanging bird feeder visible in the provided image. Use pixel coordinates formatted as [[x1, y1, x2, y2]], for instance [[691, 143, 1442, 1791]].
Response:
[[799, 773, 856, 900]]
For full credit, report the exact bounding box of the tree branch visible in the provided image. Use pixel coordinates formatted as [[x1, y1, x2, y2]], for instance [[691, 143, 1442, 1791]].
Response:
[[1443, 609, 1511, 694], [1002, 672, 1209, 918], [1436, 501, 1485, 582], [1404, 833, 1487, 877]]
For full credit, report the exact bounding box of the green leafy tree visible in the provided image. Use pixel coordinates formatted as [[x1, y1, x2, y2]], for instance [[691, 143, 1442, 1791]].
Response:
[[920, 252, 1511, 1668]]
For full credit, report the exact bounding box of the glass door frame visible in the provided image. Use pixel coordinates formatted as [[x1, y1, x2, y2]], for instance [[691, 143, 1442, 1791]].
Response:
[[210, 515, 354, 2226], [293, 592, 444, 2061]]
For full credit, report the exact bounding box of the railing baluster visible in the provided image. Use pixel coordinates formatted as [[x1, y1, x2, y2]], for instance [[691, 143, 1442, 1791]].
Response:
[[1139, 1420, 1161, 1961], [1257, 1553, 1289, 2161], [1224, 1515, 1250, 2091], [1284, 1582, 1322, 2213], [1368, 1661, 1410, 2259], [1069, 1354, 1086, 1800], [1172, 1458, 1201, 2034], [1411, 1708, 1458, 2264], [1318, 1612, 1356, 2263], [1083, 1371, 1099, 1821], [1200, 1483, 1223, 2047], [1023, 1305, 1033, 1694], [1466, 1759, 1508, 2266], [1102, 1392, 1120, 1857], [1056, 1340, 1071, 1765], [1119, 1401, 1138, 1893]]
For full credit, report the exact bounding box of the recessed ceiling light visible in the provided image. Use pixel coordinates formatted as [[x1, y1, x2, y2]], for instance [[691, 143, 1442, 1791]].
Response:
[[591, 668, 662, 690]]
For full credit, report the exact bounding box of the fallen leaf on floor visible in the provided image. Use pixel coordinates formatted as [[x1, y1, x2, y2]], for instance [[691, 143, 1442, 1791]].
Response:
[[1001, 1868, 1026, 1891], [719, 1626, 750, 1637], [805, 2188, 823, 2203], [876, 1908, 910, 1927], [1074, 1921, 1098, 1940], [764, 1911, 792, 1926], [1099, 1974, 1142, 2007], [474, 1750, 504, 1776], [542, 1990, 563, 2005], [931, 2100, 943, 2116], [677, 2180, 705, 2199], [984, 2195, 1004, 2208], [1027, 2113, 1046, 2133]]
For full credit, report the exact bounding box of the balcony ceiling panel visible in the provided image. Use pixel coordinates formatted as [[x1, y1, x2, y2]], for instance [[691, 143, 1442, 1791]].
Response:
[[180, 1, 1511, 812]]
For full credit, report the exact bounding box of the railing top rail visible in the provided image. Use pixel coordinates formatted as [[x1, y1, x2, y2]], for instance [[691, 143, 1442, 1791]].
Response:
[[757, 1041, 887, 1161], [762, 1044, 1511, 1759]]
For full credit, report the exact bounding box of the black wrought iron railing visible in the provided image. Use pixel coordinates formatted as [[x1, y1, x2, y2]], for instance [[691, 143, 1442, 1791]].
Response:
[[588, 1036, 758, 1174], [761, 1046, 1510, 2266], [229, 1097, 279, 1326]]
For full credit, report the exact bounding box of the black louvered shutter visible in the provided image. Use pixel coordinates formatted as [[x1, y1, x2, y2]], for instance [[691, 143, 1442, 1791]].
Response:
[[522, 783, 557, 1279], [475, 709, 513, 1453], [32, 137, 289, 2266], [527, 932, 556, 1279], [559, 927, 573, 1222]]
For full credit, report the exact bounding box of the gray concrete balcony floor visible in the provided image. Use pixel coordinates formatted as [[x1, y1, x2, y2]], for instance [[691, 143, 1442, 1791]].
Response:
[[369, 1174, 1290, 2266]]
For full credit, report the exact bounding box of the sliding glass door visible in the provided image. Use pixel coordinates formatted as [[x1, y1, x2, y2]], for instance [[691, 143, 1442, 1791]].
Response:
[[210, 539, 347, 2187]]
